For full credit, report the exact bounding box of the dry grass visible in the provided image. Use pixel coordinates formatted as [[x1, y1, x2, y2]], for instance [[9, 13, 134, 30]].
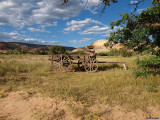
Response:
[[0, 54, 160, 115]]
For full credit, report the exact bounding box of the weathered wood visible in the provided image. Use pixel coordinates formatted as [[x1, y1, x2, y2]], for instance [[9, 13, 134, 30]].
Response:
[[48, 46, 127, 71]]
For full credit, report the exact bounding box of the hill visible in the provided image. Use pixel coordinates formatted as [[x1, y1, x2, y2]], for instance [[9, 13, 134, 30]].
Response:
[[0, 42, 75, 51]]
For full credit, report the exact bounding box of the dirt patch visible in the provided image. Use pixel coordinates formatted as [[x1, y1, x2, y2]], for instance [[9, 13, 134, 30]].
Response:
[[0, 92, 160, 120], [0, 91, 75, 120]]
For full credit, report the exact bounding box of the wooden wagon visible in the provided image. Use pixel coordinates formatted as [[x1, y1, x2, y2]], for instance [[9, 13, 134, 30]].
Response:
[[48, 46, 127, 72], [48, 46, 98, 72]]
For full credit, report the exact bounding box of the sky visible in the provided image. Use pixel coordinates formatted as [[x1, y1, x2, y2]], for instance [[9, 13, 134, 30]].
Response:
[[0, 0, 152, 48]]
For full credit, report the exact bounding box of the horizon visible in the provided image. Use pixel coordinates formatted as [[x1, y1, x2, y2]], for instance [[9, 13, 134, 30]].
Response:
[[0, 0, 152, 48]]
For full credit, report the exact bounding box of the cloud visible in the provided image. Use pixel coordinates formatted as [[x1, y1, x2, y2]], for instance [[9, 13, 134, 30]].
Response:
[[24, 38, 59, 45], [130, 0, 138, 5], [137, 8, 146, 14], [70, 38, 93, 44], [64, 18, 122, 36], [0, 32, 59, 45], [79, 25, 111, 35], [79, 25, 123, 36], [0, 0, 102, 28], [64, 18, 102, 31], [28, 27, 50, 33]]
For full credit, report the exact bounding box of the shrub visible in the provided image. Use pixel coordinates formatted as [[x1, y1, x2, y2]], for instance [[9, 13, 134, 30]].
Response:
[[98, 49, 133, 57], [119, 49, 133, 57], [135, 55, 160, 77], [6, 49, 28, 55], [69, 51, 88, 55], [107, 49, 120, 56], [49, 46, 66, 54], [13, 48, 21, 55], [6, 49, 13, 54], [153, 49, 160, 56], [98, 52, 108, 56]]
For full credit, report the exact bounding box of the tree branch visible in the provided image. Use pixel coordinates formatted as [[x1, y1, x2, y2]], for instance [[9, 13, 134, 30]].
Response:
[[142, 23, 160, 27], [130, 0, 145, 15]]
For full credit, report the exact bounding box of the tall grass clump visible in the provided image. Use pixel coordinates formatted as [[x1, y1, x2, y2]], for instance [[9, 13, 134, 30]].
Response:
[[0, 60, 50, 76]]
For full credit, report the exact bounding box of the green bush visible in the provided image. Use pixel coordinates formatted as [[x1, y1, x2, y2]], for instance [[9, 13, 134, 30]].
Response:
[[153, 49, 160, 56], [34, 49, 48, 55], [49, 46, 66, 55], [107, 49, 120, 56], [135, 55, 160, 77], [98, 52, 108, 56], [98, 49, 133, 57], [119, 49, 133, 57], [6, 49, 13, 54], [13, 48, 21, 55], [69, 51, 88, 55], [6, 49, 28, 55]]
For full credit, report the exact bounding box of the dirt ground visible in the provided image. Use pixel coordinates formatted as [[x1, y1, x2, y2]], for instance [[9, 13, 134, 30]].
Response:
[[0, 91, 160, 120]]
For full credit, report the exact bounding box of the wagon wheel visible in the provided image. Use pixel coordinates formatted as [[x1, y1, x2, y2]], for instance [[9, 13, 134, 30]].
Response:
[[84, 59, 98, 72], [52, 61, 61, 71], [59, 55, 72, 72], [78, 59, 83, 69], [51, 55, 61, 71]]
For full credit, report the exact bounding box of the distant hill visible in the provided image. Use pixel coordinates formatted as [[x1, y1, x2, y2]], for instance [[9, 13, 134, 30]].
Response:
[[0, 42, 75, 51]]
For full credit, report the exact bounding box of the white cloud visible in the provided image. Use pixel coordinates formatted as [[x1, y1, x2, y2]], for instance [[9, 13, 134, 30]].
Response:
[[24, 38, 59, 45], [137, 8, 146, 14], [80, 25, 123, 36], [0, 32, 59, 45], [70, 38, 93, 44], [64, 18, 102, 31], [79, 25, 110, 35], [130, 0, 138, 5], [28, 27, 50, 33], [0, 0, 102, 28]]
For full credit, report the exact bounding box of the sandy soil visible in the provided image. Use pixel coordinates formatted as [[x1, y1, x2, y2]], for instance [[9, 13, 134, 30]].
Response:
[[0, 91, 160, 120]]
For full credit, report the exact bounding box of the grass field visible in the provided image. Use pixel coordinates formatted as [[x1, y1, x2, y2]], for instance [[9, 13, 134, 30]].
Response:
[[0, 54, 160, 119]]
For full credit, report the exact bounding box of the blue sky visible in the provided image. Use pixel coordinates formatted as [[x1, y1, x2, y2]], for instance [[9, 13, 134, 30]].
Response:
[[0, 0, 152, 48]]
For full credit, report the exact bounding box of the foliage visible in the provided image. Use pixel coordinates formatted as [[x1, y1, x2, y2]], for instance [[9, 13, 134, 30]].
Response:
[[108, 0, 160, 50], [98, 48, 133, 57], [107, 49, 120, 56], [135, 55, 160, 77], [7, 49, 28, 55], [13, 48, 22, 54], [49, 46, 66, 55], [68, 51, 88, 55], [34, 49, 48, 55], [34, 49, 41, 55], [6, 49, 14, 54], [98, 52, 109, 56], [120, 49, 133, 57]]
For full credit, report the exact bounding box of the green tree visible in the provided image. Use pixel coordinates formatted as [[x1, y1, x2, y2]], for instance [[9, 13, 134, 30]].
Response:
[[13, 48, 21, 55], [49, 46, 66, 54], [108, 0, 160, 50]]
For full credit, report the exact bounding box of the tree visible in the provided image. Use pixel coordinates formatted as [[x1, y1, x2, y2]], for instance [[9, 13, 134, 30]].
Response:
[[49, 46, 66, 54], [108, 0, 160, 50], [63, 0, 160, 49]]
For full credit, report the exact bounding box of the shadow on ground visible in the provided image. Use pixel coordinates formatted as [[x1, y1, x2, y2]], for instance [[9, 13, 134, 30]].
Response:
[[72, 63, 123, 72]]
